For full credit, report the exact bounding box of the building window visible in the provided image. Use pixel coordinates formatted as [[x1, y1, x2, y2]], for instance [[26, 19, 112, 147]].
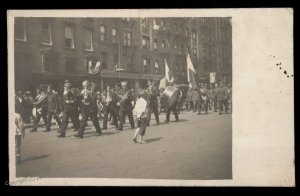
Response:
[[153, 38, 158, 51], [42, 54, 56, 73], [192, 30, 197, 41], [112, 28, 117, 43], [113, 54, 118, 68], [41, 22, 52, 45], [143, 58, 150, 73], [142, 36, 150, 49], [100, 25, 106, 41], [65, 58, 76, 73], [193, 48, 197, 59], [141, 18, 149, 27], [123, 31, 132, 46], [65, 26, 75, 48], [162, 40, 166, 49], [84, 29, 93, 51], [154, 60, 159, 74], [15, 18, 26, 41], [101, 52, 108, 70]]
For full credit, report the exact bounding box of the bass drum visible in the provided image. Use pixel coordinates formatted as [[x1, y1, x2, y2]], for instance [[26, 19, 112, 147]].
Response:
[[162, 86, 180, 109]]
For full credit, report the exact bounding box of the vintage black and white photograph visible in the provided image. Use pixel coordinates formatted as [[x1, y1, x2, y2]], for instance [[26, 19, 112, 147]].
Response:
[[8, 9, 294, 186]]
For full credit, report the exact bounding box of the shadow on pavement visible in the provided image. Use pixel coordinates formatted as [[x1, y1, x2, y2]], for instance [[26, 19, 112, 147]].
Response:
[[21, 154, 50, 163], [144, 137, 163, 143], [101, 131, 118, 136]]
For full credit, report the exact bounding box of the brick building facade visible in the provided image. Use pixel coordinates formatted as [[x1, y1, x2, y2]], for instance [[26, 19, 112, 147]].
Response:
[[14, 17, 231, 93]]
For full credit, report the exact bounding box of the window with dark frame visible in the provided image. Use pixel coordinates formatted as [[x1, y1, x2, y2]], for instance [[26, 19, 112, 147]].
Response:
[[65, 26, 75, 48], [123, 31, 132, 46], [142, 36, 150, 49], [84, 29, 93, 51], [193, 48, 197, 59], [100, 25, 106, 41], [112, 28, 117, 43], [101, 52, 108, 70], [153, 38, 158, 51], [65, 58, 76, 74], [41, 22, 52, 45], [162, 40, 166, 49], [42, 54, 56, 73], [143, 58, 150, 73], [15, 18, 26, 41], [141, 18, 149, 27], [154, 60, 159, 74]]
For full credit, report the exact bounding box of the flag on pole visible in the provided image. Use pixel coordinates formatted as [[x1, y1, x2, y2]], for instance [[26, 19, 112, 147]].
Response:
[[165, 59, 174, 82], [187, 54, 198, 88], [159, 59, 174, 89]]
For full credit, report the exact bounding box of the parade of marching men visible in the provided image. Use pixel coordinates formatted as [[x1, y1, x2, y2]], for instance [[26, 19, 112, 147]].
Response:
[[14, 17, 232, 178]]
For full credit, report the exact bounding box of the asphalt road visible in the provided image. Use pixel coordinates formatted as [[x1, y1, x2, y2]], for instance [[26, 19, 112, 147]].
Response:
[[16, 110, 232, 180]]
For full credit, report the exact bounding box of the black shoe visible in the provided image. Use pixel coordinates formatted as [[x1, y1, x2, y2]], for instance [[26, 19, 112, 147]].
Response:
[[57, 134, 65, 138], [116, 127, 123, 131], [96, 132, 102, 136], [30, 129, 37, 132], [102, 127, 107, 130], [74, 133, 83, 138], [165, 120, 169, 123], [198, 113, 201, 115], [175, 119, 179, 122]]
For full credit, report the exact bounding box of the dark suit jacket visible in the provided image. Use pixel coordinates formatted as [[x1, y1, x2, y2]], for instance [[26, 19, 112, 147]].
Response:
[[117, 89, 133, 112]]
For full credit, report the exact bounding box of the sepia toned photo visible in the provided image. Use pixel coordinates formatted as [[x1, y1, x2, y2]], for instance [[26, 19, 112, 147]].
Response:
[[7, 9, 294, 186]]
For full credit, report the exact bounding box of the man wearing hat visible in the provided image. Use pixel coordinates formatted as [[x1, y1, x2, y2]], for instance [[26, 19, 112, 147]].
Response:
[[116, 81, 135, 131], [57, 80, 80, 137], [216, 81, 228, 115], [45, 85, 61, 132], [75, 80, 101, 138], [102, 85, 119, 130], [146, 80, 160, 125], [31, 88, 48, 132]]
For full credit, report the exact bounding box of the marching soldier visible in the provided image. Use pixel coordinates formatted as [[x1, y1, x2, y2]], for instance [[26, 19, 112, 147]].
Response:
[[75, 80, 101, 138], [216, 82, 228, 115], [198, 84, 208, 114], [207, 84, 214, 111], [57, 80, 80, 138], [116, 81, 135, 131], [45, 85, 61, 132], [102, 85, 119, 130], [192, 86, 200, 113], [30, 88, 48, 132], [146, 80, 160, 126], [212, 83, 218, 112], [187, 87, 194, 111]]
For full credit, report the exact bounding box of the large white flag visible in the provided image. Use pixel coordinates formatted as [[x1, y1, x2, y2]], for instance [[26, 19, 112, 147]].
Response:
[[187, 54, 198, 88], [159, 59, 174, 89], [165, 59, 174, 82]]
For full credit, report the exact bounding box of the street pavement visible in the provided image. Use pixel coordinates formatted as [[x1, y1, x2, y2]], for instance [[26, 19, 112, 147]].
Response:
[[16, 110, 232, 180]]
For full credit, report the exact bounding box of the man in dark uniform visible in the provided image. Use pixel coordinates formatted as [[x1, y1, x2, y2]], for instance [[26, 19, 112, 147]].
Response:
[[57, 80, 80, 138], [116, 81, 135, 131], [45, 85, 61, 132], [102, 85, 119, 130], [165, 81, 179, 122], [212, 83, 218, 112], [216, 82, 228, 115], [31, 88, 48, 132], [146, 80, 160, 126], [75, 80, 101, 138]]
